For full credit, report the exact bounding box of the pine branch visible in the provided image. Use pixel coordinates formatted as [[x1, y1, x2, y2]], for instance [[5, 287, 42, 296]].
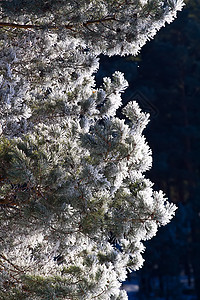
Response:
[[0, 16, 116, 31]]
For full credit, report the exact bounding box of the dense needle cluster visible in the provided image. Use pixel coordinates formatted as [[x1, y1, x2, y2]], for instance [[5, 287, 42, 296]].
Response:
[[0, 1, 184, 299]]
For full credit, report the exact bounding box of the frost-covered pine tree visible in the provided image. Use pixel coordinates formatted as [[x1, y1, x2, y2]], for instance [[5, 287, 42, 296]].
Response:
[[0, 1, 184, 299]]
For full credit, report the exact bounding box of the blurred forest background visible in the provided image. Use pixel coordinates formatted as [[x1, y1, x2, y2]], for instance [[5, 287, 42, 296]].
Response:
[[96, 0, 200, 299]]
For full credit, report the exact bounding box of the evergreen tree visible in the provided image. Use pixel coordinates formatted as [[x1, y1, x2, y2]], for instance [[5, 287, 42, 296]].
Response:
[[0, 1, 184, 299]]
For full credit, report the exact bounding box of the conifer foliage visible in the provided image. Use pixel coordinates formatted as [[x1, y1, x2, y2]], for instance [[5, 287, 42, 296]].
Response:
[[0, 1, 183, 299]]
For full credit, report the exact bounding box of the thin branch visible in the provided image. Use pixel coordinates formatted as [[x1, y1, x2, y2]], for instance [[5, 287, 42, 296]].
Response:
[[0, 22, 72, 30], [0, 16, 116, 31], [0, 254, 24, 273]]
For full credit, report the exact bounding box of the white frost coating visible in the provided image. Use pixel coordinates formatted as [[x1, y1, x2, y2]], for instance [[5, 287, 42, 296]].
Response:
[[0, 70, 177, 298], [0, 0, 185, 56], [0, 1, 182, 298]]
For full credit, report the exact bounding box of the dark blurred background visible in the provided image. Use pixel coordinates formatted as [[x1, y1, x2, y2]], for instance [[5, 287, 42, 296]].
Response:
[[96, 1, 200, 299]]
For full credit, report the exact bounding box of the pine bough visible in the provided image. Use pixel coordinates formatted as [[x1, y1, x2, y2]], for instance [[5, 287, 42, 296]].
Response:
[[0, 1, 184, 299]]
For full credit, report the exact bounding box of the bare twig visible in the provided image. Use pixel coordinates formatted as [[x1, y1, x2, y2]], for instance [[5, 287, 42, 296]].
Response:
[[0, 16, 116, 31]]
